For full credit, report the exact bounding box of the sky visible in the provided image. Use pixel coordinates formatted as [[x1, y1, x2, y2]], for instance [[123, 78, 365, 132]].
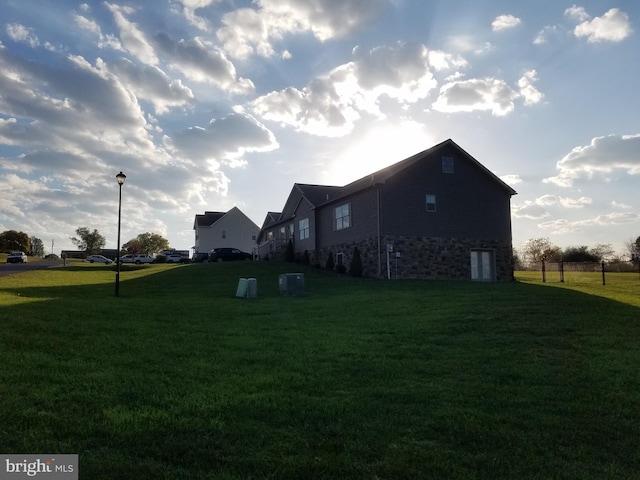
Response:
[[0, 0, 638, 257]]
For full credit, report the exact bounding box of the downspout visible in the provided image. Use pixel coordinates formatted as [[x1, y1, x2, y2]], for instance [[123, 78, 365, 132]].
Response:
[[376, 184, 381, 276]]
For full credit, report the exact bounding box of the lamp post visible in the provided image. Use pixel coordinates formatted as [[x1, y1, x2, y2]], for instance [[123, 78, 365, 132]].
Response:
[[115, 171, 126, 296]]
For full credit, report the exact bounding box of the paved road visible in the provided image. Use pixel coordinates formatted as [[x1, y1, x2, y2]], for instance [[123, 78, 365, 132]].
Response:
[[0, 260, 63, 278]]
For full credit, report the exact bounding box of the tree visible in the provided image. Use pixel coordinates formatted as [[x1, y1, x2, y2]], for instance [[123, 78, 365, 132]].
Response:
[[71, 227, 106, 254], [590, 243, 615, 262], [285, 239, 295, 262], [30, 236, 45, 257], [349, 246, 363, 277], [523, 237, 561, 265], [561, 246, 599, 263], [123, 232, 169, 256], [0, 230, 30, 253], [627, 236, 640, 264]]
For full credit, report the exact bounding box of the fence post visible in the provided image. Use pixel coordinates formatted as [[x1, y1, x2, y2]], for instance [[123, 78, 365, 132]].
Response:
[[542, 259, 546, 283], [602, 261, 606, 286], [560, 261, 564, 283]]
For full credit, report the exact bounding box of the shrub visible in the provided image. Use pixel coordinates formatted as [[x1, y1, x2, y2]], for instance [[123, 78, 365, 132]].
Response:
[[302, 250, 310, 265], [325, 252, 334, 271], [285, 239, 295, 262], [349, 246, 363, 277], [336, 264, 346, 274]]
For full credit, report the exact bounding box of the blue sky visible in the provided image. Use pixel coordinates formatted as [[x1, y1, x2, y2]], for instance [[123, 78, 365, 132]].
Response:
[[0, 0, 638, 256]]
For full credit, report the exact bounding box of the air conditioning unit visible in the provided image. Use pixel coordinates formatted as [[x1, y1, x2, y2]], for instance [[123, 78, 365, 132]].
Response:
[[279, 273, 304, 295]]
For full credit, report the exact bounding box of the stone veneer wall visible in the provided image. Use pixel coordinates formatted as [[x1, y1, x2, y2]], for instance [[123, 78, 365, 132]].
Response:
[[313, 235, 513, 281]]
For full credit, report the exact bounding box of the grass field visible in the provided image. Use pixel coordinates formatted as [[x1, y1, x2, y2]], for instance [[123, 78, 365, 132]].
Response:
[[1, 262, 639, 479]]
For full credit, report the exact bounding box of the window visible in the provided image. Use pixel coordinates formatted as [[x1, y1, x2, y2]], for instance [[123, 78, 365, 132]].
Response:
[[267, 231, 274, 241], [426, 194, 436, 212], [299, 218, 310, 240], [336, 253, 344, 266], [335, 203, 351, 230], [442, 156, 454, 174]]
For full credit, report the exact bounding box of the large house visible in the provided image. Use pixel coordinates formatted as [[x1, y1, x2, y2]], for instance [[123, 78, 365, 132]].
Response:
[[193, 207, 260, 257], [257, 139, 517, 281]]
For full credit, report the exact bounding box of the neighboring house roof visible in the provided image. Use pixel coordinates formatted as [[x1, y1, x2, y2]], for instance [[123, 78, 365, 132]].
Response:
[[262, 211, 282, 228], [194, 211, 226, 229]]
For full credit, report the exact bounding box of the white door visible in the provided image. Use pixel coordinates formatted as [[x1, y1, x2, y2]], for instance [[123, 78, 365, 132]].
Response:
[[470, 250, 494, 281]]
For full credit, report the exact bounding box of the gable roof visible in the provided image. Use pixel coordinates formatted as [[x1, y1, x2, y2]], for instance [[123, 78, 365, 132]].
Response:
[[194, 211, 226, 229]]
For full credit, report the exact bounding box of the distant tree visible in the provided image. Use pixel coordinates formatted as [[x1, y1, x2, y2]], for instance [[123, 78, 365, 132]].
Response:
[[325, 251, 334, 271], [590, 243, 615, 262], [285, 239, 295, 262], [627, 236, 640, 264], [30, 236, 45, 257], [561, 246, 599, 263], [349, 246, 363, 277], [70, 227, 106, 254], [523, 237, 561, 265], [0, 230, 30, 253], [123, 232, 169, 256]]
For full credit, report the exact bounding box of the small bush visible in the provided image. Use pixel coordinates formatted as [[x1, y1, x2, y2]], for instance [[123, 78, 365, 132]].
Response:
[[349, 246, 363, 277], [285, 240, 295, 262], [302, 250, 310, 266], [336, 264, 346, 274], [325, 252, 334, 271]]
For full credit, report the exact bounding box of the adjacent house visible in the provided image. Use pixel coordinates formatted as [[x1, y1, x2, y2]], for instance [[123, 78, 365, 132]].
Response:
[[257, 139, 517, 281], [194, 207, 260, 257]]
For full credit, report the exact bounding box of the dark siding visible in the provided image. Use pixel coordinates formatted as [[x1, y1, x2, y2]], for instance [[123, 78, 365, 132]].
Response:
[[379, 147, 512, 241], [292, 199, 316, 254], [316, 187, 379, 249]]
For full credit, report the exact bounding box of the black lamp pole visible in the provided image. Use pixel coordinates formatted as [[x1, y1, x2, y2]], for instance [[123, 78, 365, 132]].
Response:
[[115, 171, 126, 296]]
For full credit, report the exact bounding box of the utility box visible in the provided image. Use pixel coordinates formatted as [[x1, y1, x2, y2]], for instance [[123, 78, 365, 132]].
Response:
[[279, 273, 304, 295], [235, 278, 248, 297], [246, 278, 258, 298]]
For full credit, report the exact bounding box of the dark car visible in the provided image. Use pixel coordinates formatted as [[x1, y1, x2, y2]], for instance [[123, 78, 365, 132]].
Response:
[[192, 252, 210, 263], [209, 248, 253, 262]]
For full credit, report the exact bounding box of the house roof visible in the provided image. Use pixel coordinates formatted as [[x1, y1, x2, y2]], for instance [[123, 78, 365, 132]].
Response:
[[194, 211, 226, 229], [259, 138, 517, 231]]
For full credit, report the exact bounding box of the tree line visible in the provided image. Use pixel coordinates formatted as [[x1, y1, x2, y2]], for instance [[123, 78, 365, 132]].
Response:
[[516, 236, 640, 268], [0, 228, 171, 258]]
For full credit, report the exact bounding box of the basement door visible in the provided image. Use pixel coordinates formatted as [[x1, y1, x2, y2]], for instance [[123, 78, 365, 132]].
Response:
[[470, 250, 495, 281]]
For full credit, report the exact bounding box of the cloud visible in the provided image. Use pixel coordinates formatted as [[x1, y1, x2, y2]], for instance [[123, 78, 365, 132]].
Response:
[[249, 42, 457, 136], [572, 8, 632, 43], [545, 133, 640, 186], [6, 24, 40, 48], [499, 174, 521, 185], [168, 113, 278, 166], [512, 194, 592, 220], [153, 34, 255, 95], [492, 15, 521, 32], [216, 0, 389, 59], [106, 3, 158, 64], [564, 6, 590, 23], [539, 212, 639, 234], [433, 70, 543, 116]]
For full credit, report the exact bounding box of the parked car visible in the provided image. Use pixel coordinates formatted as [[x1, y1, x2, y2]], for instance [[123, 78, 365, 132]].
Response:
[[192, 252, 209, 263], [86, 255, 113, 264], [166, 254, 190, 264], [6, 251, 28, 263], [209, 248, 253, 262], [120, 254, 155, 264]]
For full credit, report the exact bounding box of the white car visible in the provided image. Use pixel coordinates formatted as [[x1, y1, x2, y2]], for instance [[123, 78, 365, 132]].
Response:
[[86, 255, 113, 264], [7, 251, 28, 263], [120, 254, 155, 264], [165, 254, 190, 263]]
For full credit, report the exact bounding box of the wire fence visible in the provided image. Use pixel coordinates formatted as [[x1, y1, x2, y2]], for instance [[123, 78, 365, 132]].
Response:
[[527, 260, 640, 285]]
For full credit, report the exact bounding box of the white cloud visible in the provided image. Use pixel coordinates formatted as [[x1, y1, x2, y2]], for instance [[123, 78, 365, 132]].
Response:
[[564, 6, 590, 23], [545, 133, 640, 186], [6, 24, 40, 48], [517, 70, 544, 105], [533, 25, 561, 45], [573, 8, 632, 43], [492, 15, 521, 32], [433, 78, 516, 116], [512, 194, 591, 220], [500, 174, 521, 185], [106, 3, 159, 64], [217, 0, 389, 59], [539, 212, 639, 234], [249, 42, 454, 136], [513, 202, 549, 220]]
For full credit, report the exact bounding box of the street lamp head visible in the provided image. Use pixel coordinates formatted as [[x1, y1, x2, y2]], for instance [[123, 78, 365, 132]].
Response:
[[116, 171, 126, 185]]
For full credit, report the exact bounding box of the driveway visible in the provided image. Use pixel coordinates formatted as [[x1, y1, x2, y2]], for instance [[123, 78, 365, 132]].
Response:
[[0, 260, 64, 278]]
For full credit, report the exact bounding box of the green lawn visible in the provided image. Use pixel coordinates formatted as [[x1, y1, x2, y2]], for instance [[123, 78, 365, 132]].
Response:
[[1, 263, 639, 479]]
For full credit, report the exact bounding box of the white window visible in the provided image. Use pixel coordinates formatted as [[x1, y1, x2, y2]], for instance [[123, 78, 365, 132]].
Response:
[[335, 203, 351, 230], [442, 156, 454, 174], [299, 218, 310, 240], [426, 194, 436, 212]]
